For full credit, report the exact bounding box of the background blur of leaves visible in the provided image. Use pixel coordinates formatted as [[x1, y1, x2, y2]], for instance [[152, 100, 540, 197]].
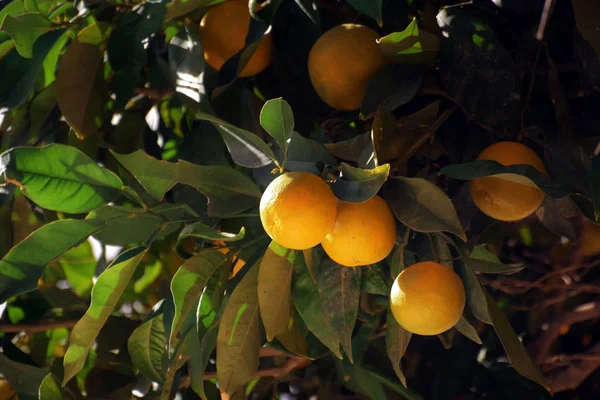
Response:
[[1, 0, 600, 399]]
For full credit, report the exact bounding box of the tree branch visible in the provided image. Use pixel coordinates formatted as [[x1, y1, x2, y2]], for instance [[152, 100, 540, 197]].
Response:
[[0, 319, 79, 333]]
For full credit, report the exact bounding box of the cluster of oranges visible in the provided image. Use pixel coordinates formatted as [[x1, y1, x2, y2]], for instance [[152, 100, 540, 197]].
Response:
[[197, 1, 562, 336]]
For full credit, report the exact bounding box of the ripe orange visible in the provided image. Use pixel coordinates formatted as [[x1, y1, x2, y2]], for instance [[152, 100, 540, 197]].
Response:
[[469, 142, 547, 222], [390, 261, 465, 335], [308, 23, 387, 111], [321, 195, 396, 267], [199, 0, 273, 77], [259, 172, 337, 250], [579, 219, 600, 258]]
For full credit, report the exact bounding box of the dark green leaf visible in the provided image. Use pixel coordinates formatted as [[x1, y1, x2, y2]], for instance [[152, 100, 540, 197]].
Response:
[[386, 310, 411, 387], [317, 260, 360, 363], [287, 131, 337, 165], [112, 150, 261, 217], [0, 219, 103, 303], [384, 177, 466, 241], [178, 222, 245, 244], [128, 313, 167, 383], [38, 374, 63, 400], [275, 313, 309, 357], [465, 257, 524, 275], [217, 260, 261, 395], [168, 25, 205, 103], [331, 163, 390, 203], [29, 83, 56, 138], [161, 330, 192, 400], [189, 325, 218, 400], [346, 0, 382, 26], [0, 353, 46, 398], [361, 265, 389, 295], [454, 316, 482, 344], [325, 132, 370, 163], [361, 366, 424, 400], [437, 9, 520, 134], [87, 205, 181, 246], [361, 64, 424, 119], [440, 160, 572, 198], [107, 1, 167, 109], [484, 287, 549, 391], [377, 17, 440, 64], [196, 111, 278, 168], [292, 253, 341, 358], [458, 262, 491, 324], [0, 0, 26, 22], [1, 144, 123, 213], [259, 242, 295, 341], [0, 29, 64, 108], [0, 13, 52, 58], [260, 98, 294, 155], [56, 38, 108, 139], [37, 31, 68, 89], [591, 154, 600, 220], [63, 247, 146, 385], [170, 250, 229, 349], [77, 22, 113, 47], [336, 361, 386, 400]]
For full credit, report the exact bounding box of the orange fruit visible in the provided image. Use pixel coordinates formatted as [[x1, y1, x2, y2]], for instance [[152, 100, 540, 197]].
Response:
[[259, 172, 337, 250], [321, 195, 396, 267], [308, 23, 387, 110], [199, 0, 273, 77], [579, 219, 600, 258], [390, 261, 465, 335], [469, 142, 546, 222]]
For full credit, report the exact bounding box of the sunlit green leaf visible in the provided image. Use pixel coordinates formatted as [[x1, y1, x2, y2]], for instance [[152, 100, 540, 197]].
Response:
[[63, 247, 146, 385], [260, 98, 294, 155], [0, 13, 52, 58]]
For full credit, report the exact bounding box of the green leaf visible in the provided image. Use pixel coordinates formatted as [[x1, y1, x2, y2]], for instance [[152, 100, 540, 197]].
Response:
[[275, 314, 309, 357], [63, 247, 146, 385], [77, 22, 112, 47], [317, 260, 361, 362], [0, 29, 64, 108], [384, 177, 466, 241], [325, 133, 370, 163], [56, 38, 108, 139], [386, 310, 411, 387], [178, 222, 245, 244], [258, 242, 295, 341], [260, 98, 295, 156], [29, 83, 56, 138], [170, 250, 229, 349], [189, 325, 218, 400], [0, 0, 26, 22], [161, 330, 192, 400], [1, 144, 123, 213], [36, 31, 67, 90], [346, 0, 382, 26], [287, 131, 337, 166], [196, 111, 278, 168], [440, 160, 572, 198], [331, 163, 390, 203], [458, 261, 491, 324], [454, 316, 482, 344], [465, 257, 524, 275], [0, 219, 102, 303], [0, 13, 52, 58], [484, 287, 549, 391], [166, 0, 226, 20], [437, 9, 520, 133], [128, 313, 167, 383], [361, 366, 424, 400], [361, 64, 424, 119], [112, 150, 261, 217], [217, 260, 261, 395], [87, 206, 169, 246], [361, 265, 389, 295], [58, 241, 96, 298], [0, 353, 47, 398], [292, 253, 342, 359], [377, 17, 440, 64], [107, 1, 167, 109], [38, 374, 63, 400], [337, 360, 387, 400]]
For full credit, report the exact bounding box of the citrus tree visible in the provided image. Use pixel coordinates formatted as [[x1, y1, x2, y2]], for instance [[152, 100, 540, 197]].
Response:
[[1, 0, 600, 399]]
